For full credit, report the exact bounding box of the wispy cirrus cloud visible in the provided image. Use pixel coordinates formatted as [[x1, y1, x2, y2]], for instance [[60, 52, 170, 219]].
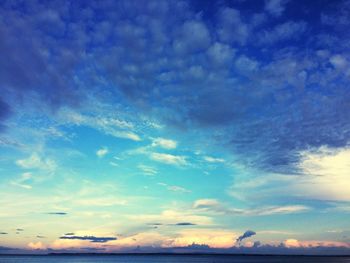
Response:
[[16, 153, 56, 172], [193, 199, 310, 216], [151, 153, 187, 166]]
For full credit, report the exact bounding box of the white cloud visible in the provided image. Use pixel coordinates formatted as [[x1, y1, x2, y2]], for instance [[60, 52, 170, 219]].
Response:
[[204, 156, 225, 163], [11, 172, 33, 189], [16, 153, 56, 172], [151, 138, 177, 149], [230, 146, 350, 202], [96, 147, 108, 157], [193, 199, 309, 216], [150, 152, 187, 166], [294, 146, 350, 201], [58, 109, 141, 141], [158, 182, 191, 193], [138, 164, 157, 176]]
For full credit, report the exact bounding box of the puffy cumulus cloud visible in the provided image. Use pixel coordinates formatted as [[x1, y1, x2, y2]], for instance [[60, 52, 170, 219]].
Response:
[[96, 147, 108, 158], [173, 20, 211, 54], [206, 42, 235, 66], [265, 0, 289, 17], [152, 138, 177, 149], [283, 239, 300, 248], [1, 0, 350, 200], [258, 21, 307, 45], [167, 229, 237, 248], [28, 241, 46, 250], [283, 239, 350, 249], [151, 153, 187, 166], [217, 7, 249, 45], [0, 1, 85, 126]]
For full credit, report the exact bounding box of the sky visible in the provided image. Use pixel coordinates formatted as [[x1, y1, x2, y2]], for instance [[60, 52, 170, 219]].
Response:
[[0, 0, 350, 255]]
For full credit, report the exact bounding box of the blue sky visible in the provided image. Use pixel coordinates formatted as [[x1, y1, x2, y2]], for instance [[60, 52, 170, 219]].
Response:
[[0, 0, 350, 254]]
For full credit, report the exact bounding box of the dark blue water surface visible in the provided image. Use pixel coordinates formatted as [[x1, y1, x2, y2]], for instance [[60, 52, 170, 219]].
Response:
[[0, 255, 350, 263]]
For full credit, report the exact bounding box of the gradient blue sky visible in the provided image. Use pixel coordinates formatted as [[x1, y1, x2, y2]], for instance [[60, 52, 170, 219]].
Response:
[[0, 0, 350, 254]]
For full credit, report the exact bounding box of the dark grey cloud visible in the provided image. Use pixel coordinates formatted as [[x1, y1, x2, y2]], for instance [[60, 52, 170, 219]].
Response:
[[47, 212, 67, 215], [0, 232, 8, 235], [16, 229, 24, 231], [59, 235, 117, 243], [64, 232, 74, 236], [36, 235, 46, 239], [236, 230, 256, 243], [171, 222, 197, 226]]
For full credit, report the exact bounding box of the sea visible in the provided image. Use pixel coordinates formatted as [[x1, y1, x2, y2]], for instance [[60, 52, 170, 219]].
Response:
[[0, 255, 350, 263]]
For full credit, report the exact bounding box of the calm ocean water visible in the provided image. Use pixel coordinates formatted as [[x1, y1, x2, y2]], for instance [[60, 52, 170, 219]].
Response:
[[0, 255, 350, 263]]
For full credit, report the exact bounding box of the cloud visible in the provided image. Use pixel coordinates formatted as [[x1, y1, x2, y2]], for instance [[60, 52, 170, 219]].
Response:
[[258, 21, 307, 44], [28, 241, 46, 250], [158, 183, 191, 193], [217, 7, 249, 45], [236, 230, 256, 243], [151, 153, 187, 166], [0, 0, 348, 178], [231, 146, 350, 202], [295, 146, 350, 201], [207, 42, 235, 66], [57, 109, 141, 142], [138, 165, 157, 176], [96, 147, 108, 158], [193, 199, 309, 216], [59, 235, 117, 243], [203, 156, 225, 163], [152, 138, 177, 149], [173, 222, 197, 226], [173, 20, 211, 54], [47, 212, 67, 215], [168, 229, 238, 248], [0, 232, 8, 235], [16, 153, 56, 172], [265, 0, 289, 17]]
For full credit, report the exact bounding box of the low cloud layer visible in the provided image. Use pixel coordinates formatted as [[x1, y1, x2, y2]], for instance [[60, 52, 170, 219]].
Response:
[[59, 235, 117, 243]]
